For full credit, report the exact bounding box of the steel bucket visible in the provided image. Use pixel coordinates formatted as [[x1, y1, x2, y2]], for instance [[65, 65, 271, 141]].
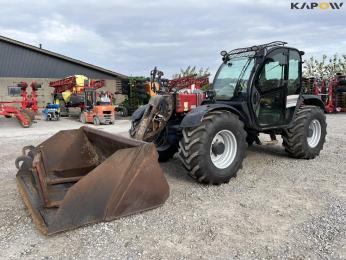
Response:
[[15, 126, 169, 235]]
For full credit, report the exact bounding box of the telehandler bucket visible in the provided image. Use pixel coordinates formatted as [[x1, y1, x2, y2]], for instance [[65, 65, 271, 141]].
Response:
[[15, 126, 169, 235]]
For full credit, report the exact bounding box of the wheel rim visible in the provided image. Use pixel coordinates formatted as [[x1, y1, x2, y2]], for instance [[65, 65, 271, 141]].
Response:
[[307, 119, 321, 148], [210, 130, 237, 169]]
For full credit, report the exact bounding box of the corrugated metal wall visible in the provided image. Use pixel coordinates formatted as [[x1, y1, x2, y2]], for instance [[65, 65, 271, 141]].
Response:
[[0, 40, 118, 79]]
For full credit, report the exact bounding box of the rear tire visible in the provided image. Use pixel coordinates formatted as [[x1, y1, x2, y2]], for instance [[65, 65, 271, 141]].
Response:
[[177, 110, 247, 184], [282, 106, 326, 159]]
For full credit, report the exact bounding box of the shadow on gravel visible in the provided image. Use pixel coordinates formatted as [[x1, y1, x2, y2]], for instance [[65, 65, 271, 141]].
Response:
[[247, 144, 293, 159], [159, 158, 196, 184]]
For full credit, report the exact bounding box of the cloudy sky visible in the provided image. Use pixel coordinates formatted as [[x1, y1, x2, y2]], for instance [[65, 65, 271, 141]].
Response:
[[0, 0, 345, 77]]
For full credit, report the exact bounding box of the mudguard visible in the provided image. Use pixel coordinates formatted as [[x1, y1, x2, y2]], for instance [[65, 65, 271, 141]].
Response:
[[180, 104, 245, 128], [301, 95, 325, 110]]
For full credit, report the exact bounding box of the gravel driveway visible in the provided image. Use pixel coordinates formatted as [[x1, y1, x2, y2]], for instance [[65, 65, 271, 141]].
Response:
[[0, 115, 345, 259]]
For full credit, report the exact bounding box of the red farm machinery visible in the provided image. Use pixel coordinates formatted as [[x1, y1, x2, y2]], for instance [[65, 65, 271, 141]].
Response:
[[0, 81, 40, 127], [50, 75, 106, 116], [303, 73, 346, 113], [118, 67, 209, 117]]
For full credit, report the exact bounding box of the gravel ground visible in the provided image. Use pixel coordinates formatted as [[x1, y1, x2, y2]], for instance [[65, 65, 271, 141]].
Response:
[[0, 114, 345, 259]]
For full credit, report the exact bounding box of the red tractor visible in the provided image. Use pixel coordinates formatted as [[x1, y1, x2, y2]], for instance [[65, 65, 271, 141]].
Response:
[[0, 82, 40, 127]]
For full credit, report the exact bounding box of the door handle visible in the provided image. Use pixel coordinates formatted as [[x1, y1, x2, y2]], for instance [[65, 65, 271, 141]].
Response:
[[253, 91, 260, 105]]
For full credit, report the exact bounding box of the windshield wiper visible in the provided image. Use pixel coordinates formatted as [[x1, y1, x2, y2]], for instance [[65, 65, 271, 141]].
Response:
[[234, 59, 251, 96]]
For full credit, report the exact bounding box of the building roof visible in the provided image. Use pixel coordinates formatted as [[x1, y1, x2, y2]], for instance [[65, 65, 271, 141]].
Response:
[[0, 35, 127, 79]]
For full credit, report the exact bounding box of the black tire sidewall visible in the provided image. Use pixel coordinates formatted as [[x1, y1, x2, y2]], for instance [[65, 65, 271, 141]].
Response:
[[302, 108, 326, 156], [198, 117, 246, 182]]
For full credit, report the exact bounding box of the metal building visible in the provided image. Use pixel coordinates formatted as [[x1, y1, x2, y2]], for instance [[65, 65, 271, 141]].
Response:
[[0, 35, 127, 107]]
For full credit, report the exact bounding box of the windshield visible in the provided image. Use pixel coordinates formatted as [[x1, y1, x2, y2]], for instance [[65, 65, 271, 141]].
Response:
[[213, 56, 254, 100]]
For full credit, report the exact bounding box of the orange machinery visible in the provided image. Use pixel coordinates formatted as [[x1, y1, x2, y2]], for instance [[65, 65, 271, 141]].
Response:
[[79, 88, 115, 125]]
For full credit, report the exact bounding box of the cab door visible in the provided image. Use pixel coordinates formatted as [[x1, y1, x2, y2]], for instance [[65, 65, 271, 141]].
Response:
[[251, 48, 288, 127], [285, 49, 302, 123]]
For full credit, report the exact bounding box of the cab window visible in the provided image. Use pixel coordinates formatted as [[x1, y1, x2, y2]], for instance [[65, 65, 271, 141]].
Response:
[[258, 53, 286, 93], [287, 50, 301, 95]]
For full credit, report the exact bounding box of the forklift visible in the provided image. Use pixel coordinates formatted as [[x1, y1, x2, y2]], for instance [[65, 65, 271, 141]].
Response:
[[79, 88, 115, 125]]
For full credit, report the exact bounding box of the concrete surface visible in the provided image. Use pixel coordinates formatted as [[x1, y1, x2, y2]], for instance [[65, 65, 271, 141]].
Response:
[[0, 115, 345, 259]]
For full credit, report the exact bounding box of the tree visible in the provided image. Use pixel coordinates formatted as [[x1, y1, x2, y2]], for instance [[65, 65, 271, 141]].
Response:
[[303, 54, 346, 78], [172, 66, 209, 79]]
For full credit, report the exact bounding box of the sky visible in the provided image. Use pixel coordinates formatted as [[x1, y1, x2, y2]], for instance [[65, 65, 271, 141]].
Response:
[[0, 0, 345, 78]]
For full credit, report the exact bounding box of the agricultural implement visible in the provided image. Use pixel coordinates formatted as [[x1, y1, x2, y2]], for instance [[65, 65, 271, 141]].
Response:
[[0, 104, 32, 127], [118, 67, 209, 117], [50, 75, 105, 116], [15, 126, 169, 235], [131, 41, 327, 184], [0, 81, 40, 127], [168, 74, 209, 92], [117, 67, 167, 117], [42, 104, 60, 121], [325, 75, 346, 113], [303, 74, 346, 113]]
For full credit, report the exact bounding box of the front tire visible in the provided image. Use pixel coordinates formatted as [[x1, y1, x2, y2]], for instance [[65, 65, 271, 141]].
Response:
[[178, 110, 247, 184], [282, 106, 326, 159], [80, 113, 86, 124], [93, 116, 100, 125]]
